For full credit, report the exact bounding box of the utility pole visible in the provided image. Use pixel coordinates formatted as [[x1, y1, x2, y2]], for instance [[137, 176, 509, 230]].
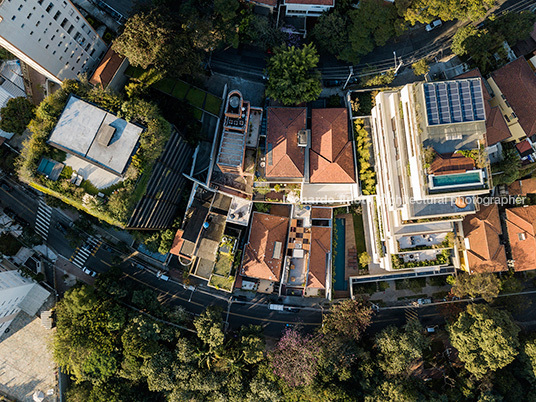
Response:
[[224, 296, 233, 332], [343, 66, 354, 90]]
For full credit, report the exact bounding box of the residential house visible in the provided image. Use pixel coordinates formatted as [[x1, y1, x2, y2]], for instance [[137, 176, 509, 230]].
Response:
[[357, 78, 491, 284], [241, 211, 290, 293], [283, 0, 335, 17], [0, 0, 107, 83], [455, 69, 511, 163], [508, 177, 536, 196], [488, 58, 536, 147], [89, 48, 129, 92], [461, 203, 507, 273], [505, 205, 536, 271], [262, 107, 359, 203]]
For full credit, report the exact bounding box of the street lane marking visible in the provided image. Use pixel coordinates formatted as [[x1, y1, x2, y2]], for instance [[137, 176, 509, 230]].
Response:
[[0, 187, 34, 214], [120, 272, 321, 325]]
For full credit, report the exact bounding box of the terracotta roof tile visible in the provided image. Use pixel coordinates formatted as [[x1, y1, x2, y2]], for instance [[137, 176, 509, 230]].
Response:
[[429, 152, 475, 175], [516, 139, 533, 157], [310, 108, 356, 183], [241, 212, 289, 281], [311, 207, 332, 219], [454, 68, 512, 145], [89, 48, 125, 88], [508, 177, 536, 196], [169, 229, 185, 256], [307, 226, 331, 289], [462, 204, 507, 273], [266, 107, 306, 179], [491, 58, 536, 137], [506, 205, 536, 272]]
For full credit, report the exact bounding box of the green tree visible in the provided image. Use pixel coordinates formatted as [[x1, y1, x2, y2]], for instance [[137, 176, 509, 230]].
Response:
[[452, 272, 501, 302], [452, 25, 479, 56], [194, 306, 225, 350], [322, 298, 373, 342], [311, 11, 349, 57], [0, 97, 35, 135], [375, 320, 429, 376], [404, 0, 496, 25], [448, 304, 520, 378], [412, 59, 430, 76], [265, 44, 321, 106], [359, 252, 372, 268]]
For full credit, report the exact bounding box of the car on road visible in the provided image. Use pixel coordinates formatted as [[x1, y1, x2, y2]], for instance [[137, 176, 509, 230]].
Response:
[[425, 19, 442, 32], [0, 181, 13, 192], [55, 222, 68, 234], [82, 267, 97, 277], [417, 298, 432, 305], [156, 271, 169, 281]]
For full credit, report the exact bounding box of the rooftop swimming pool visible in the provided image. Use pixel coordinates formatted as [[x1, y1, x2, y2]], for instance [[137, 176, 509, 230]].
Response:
[[430, 170, 483, 189]]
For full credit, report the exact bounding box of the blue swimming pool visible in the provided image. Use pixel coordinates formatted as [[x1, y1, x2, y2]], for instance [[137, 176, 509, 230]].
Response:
[[431, 170, 482, 188], [333, 218, 347, 291]]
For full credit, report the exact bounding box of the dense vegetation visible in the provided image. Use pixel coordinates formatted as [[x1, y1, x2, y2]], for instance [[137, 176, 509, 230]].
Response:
[[52, 267, 536, 401], [0, 97, 35, 135], [16, 79, 171, 226]]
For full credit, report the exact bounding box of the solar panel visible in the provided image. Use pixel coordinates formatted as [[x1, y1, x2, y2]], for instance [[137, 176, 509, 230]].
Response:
[[423, 79, 486, 126]]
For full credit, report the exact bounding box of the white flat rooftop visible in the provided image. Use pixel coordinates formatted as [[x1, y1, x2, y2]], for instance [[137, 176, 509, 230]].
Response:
[[301, 183, 360, 204], [48, 96, 142, 176]]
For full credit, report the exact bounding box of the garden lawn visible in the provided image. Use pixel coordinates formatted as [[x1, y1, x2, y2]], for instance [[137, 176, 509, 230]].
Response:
[[186, 88, 206, 109], [124, 65, 144, 79], [153, 78, 175, 94], [213, 254, 233, 276], [209, 274, 234, 292], [352, 212, 366, 255], [172, 80, 190, 99], [204, 94, 222, 115]]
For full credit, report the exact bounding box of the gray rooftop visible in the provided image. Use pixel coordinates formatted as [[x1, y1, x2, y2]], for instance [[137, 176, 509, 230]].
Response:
[[48, 96, 143, 176], [217, 130, 246, 168], [410, 198, 475, 218]]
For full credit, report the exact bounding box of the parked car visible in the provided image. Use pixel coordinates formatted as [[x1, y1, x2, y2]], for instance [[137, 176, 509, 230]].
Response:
[[156, 271, 169, 281], [55, 222, 67, 234], [82, 267, 97, 277], [0, 181, 13, 192], [425, 19, 442, 31], [417, 298, 432, 305]]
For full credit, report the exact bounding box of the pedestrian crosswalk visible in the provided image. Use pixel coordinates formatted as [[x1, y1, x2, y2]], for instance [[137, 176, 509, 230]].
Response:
[[69, 236, 102, 268], [34, 200, 52, 240], [405, 307, 419, 323]]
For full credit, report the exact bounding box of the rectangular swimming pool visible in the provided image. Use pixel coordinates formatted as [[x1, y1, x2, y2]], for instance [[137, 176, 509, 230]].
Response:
[[333, 218, 347, 291], [430, 170, 483, 189]]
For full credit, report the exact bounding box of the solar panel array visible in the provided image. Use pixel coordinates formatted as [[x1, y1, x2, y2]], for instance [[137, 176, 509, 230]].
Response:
[[423, 79, 486, 126]]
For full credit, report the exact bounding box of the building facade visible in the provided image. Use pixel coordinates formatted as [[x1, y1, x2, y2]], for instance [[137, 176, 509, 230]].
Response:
[[0, 0, 107, 83]]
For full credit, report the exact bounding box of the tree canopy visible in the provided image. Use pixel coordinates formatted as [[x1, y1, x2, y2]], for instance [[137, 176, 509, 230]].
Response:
[[265, 44, 322, 106], [0, 97, 35, 135], [451, 272, 501, 302], [448, 304, 520, 378], [403, 0, 496, 25], [322, 298, 373, 342]]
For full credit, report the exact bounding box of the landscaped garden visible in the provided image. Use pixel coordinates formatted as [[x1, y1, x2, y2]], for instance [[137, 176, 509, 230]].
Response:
[[354, 119, 376, 195], [17, 80, 172, 227], [208, 236, 238, 292]]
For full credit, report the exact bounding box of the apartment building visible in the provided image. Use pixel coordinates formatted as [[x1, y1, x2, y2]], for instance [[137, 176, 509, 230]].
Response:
[[0, 270, 50, 334], [365, 79, 491, 278], [0, 0, 107, 83], [283, 0, 335, 17]]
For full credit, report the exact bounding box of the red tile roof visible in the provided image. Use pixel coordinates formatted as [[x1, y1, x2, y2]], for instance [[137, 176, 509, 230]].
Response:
[[169, 229, 185, 256], [454, 68, 511, 145], [516, 139, 533, 157], [310, 108, 356, 183], [506, 206, 536, 272], [462, 204, 507, 273], [491, 58, 536, 137], [241, 212, 289, 281], [429, 152, 475, 175], [508, 177, 536, 196], [307, 226, 331, 289], [249, 0, 277, 6], [266, 107, 306, 179], [89, 48, 125, 88], [486, 106, 511, 146]]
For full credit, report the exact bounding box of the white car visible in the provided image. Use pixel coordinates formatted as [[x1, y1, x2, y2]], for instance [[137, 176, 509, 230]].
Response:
[[156, 271, 169, 281], [417, 298, 432, 305], [82, 267, 97, 277], [425, 19, 442, 32]]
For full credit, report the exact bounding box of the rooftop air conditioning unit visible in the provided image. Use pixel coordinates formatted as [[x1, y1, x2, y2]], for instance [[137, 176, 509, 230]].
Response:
[[298, 129, 310, 147]]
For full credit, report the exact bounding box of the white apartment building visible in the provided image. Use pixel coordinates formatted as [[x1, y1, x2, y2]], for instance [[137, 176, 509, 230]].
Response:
[[0, 270, 50, 333], [0, 0, 108, 83], [359, 79, 491, 282], [284, 0, 335, 17]]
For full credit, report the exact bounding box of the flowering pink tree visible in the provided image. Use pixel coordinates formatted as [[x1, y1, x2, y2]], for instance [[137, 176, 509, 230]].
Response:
[[270, 328, 320, 388]]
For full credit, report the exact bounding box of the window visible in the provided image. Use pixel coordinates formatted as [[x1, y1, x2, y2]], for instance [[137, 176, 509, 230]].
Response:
[[45, 43, 49, 48], [36, 20, 40, 26], [46, 3, 53, 13], [11, 15, 15, 21], [30, 31, 33, 35], [62, 1, 67, 7], [50, 34, 55, 40], [21, 23, 25, 28], [75, 16, 79, 22], [52, 50, 56, 54], [38, 0, 44, 4], [67, 25, 73, 34], [58, 41, 62, 46], [27, 13, 32, 19], [59, 56, 62, 60], [17, 5, 23, 11], [69, 9, 74, 16], [53, 11, 60, 20], [60, 18, 67, 28], [84, 43, 90, 52], [90, 49, 95, 56]]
